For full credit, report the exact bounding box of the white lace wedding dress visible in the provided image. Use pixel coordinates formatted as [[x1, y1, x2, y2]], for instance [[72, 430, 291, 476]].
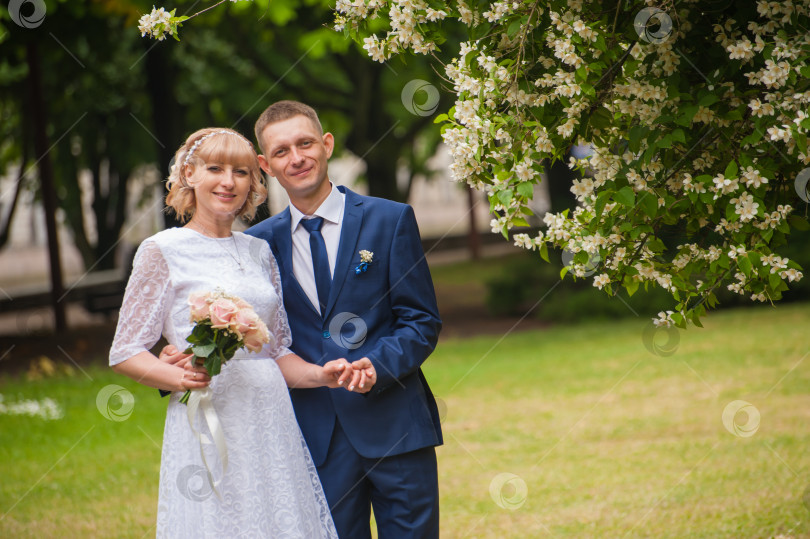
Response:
[[109, 227, 337, 538]]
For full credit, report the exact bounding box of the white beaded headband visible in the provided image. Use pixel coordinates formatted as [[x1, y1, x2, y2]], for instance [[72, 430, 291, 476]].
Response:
[[182, 130, 254, 166]]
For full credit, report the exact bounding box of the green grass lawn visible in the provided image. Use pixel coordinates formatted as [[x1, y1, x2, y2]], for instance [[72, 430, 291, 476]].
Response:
[[2, 303, 810, 537]]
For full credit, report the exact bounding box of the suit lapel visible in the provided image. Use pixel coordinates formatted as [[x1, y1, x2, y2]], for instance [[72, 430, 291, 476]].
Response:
[[273, 209, 321, 317], [323, 187, 364, 320]]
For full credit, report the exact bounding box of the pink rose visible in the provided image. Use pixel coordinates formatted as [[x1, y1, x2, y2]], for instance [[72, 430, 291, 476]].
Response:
[[209, 298, 238, 329], [243, 327, 269, 353], [188, 291, 211, 322], [233, 297, 252, 311], [230, 308, 259, 338]]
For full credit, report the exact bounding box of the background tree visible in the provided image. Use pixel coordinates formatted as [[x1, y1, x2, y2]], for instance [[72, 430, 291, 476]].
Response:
[[0, 0, 460, 278], [338, 0, 810, 327]]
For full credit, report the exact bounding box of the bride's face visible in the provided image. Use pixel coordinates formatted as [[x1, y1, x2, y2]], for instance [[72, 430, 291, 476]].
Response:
[[186, 161, 251, 221]]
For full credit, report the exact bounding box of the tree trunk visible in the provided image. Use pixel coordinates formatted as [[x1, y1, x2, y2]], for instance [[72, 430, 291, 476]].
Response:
[[26, 42, 66, 332], [144, 43, 184, 229], [343, 54, 403, 202]]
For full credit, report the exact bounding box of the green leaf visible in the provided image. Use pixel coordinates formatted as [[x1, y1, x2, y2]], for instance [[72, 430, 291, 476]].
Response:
[[769, 272, 783, 290], [788, 215, 810, 231], [726, 203, 738, 222], [741, 130, 764, 146], [507, 18, 523, 37], [640, 193, 658, 218], [433, 113, 448, 124], [192, 343, 216, 358], [511, 217, 530, 227], [698, 93, 719, 107], [614, 186, 635, 207], [675, 105, 699, 126], [628, 125, 646, 153], [737, 255, 753, 277], [594, 191, 609, 220], [589, 107, 612, 130], [205, 355, 222, 377], [517, 182, 534, 199], [539, 242, 549, 263], [647, 237, 666, 254], [497, 189, 513, 206], [796, 133, 808, 155], [624, 276, 639, 297], [724, 160, 738, 179]]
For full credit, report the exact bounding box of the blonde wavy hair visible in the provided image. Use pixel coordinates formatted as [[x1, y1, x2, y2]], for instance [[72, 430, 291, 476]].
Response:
[[165, 127, 267, 223]]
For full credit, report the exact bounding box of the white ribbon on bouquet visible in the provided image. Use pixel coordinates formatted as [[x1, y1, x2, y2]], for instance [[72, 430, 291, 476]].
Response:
[[186, 388, 228, 500]]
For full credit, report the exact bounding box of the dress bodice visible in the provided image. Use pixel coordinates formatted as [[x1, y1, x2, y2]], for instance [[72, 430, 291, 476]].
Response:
[[110, 227, 292, 365]]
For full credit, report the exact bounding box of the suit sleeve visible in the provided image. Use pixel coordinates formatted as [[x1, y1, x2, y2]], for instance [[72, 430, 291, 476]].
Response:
[[364, 205, 442, 395]]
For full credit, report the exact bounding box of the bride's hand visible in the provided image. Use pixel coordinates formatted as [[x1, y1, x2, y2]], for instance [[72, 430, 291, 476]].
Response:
[[349, 358, 376, 393], [159, 344, 193, 366], [322, 359, 350, 389], [179, 357, 211, 391], [323, 358, 376, 393]]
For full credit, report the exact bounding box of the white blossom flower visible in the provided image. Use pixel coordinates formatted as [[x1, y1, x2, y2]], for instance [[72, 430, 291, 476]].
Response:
[[593, 273, 610, 289]]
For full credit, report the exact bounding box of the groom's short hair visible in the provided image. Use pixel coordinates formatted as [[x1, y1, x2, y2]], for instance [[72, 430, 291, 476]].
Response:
[[254, 100, 323, 153]]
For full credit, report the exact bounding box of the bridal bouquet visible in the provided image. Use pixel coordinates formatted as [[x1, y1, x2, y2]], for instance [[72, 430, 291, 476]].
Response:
[[179, 290, 270, 404]]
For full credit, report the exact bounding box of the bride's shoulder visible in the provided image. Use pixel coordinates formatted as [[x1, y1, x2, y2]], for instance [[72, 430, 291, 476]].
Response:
[[149, 227, 193, 244], [235, 231, 269, 251], [133, 228, 193, 257]]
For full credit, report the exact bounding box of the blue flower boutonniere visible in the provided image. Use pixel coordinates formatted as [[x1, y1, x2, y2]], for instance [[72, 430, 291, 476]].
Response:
[[355, 250, 373, 275]]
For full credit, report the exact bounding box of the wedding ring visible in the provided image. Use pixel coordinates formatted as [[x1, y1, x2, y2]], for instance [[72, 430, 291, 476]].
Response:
[[194, 372, 198, 379]]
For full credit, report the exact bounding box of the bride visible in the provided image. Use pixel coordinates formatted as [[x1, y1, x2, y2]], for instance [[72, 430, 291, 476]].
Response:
[[109, 127, 370, 537]]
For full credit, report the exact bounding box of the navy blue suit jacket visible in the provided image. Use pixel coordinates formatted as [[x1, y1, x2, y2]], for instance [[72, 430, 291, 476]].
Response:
[[246, 186, 443, 466]]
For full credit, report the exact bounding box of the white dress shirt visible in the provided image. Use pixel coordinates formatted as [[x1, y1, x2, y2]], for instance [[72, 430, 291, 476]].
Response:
[[289, 184, 346, 314]]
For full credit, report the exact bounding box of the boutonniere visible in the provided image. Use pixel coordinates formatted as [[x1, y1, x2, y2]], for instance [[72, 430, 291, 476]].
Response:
[[355, 250, 374, 274]]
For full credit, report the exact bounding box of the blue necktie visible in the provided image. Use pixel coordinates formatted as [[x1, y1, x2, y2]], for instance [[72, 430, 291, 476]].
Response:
[[301, 217, 331, 315]]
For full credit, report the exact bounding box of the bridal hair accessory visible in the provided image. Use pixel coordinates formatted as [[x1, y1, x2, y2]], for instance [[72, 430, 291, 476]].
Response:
[[183, 130, 254, 167]]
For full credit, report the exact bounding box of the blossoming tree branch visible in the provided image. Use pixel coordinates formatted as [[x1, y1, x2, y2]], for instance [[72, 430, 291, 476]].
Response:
[[139, 1, 810, 328]]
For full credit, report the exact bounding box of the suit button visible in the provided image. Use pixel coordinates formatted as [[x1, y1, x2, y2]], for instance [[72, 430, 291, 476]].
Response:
[[322, 331, 331, 339]]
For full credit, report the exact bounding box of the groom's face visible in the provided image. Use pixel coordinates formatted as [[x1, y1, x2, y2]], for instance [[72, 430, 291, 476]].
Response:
[[257, 115, 334, 206]]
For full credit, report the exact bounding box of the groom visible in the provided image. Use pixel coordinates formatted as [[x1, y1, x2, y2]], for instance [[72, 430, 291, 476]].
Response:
[[246, 100, 443, 538]]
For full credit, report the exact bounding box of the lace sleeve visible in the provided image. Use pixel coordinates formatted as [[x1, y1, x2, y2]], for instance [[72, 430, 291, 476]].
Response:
[[109, 239, 174, 366], [262, 243, 293, 360]]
